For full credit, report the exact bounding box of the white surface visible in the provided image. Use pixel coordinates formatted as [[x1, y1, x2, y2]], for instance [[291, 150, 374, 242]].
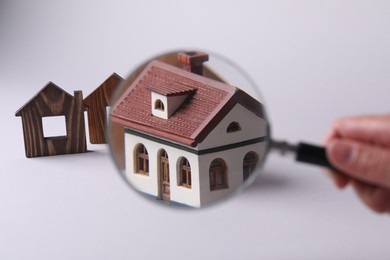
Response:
[[42, 115, 67, 137], [1, 0, 390, 259]]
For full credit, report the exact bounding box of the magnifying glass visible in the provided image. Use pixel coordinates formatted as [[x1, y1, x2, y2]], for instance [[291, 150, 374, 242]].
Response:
[[108, 49, 335, 208]]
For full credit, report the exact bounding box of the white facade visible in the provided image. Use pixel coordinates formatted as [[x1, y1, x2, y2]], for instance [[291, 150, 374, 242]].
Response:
[[197, 104, 268, 150], [123, 103, 268, 207], [197, 142, 267, 206], [125, 133, 202, 207]]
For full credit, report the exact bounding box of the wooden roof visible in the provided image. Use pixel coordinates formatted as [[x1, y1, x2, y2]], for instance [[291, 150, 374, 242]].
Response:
[[84, 73, 122, 106], [15, 82, 76, 116]]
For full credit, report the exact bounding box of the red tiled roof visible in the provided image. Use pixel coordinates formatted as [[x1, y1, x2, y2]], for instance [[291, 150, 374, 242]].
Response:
[[110, 60, 264, 147], [146, 78, 197, 96]]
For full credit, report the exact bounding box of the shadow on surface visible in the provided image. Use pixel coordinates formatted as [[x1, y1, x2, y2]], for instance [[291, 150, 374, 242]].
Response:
[[29, 146, 111, 164], [244, 170, 296, 194]]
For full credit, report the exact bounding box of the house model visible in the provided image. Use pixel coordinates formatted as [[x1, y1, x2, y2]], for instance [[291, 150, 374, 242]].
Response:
[[15, 72, 122, 157], [110, 51, 268, 207], [15, 82, 87, 158], [84, 73, 123, 144]]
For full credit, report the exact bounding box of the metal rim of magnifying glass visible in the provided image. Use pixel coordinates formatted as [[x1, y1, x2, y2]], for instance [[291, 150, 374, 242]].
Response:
[[107, 48, 272, 209]]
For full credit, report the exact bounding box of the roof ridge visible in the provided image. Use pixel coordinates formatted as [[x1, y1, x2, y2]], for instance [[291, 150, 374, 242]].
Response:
[[84, 73, 123, 103], [150, 60, 238, 94], [15, 82, 73, 116]]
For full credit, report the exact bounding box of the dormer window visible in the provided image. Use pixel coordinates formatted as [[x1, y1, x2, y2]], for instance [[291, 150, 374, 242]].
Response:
[[154, 99, 165, 111], [148, 85, 197, 120], [227, 121, 241, 133]]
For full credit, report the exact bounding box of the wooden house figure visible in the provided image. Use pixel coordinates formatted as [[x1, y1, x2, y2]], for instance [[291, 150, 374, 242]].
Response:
[[110, 52, 269, 207], [84, 73, 123, 144], [15, 82, 87, 158]]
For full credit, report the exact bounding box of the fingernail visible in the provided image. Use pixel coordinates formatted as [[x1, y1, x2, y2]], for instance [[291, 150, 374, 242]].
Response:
[[330, 141, 354, 165]]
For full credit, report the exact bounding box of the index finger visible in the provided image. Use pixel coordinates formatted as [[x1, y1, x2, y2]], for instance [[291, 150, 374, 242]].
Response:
[[323, 114, 390, 148]]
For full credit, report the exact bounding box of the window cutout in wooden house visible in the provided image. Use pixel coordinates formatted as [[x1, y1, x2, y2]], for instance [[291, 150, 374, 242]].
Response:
[[42, 115, 67, 138], [178, 157, 191, 188], [209, 158, 228, 191], [135, 144, 149, 175], [154, 99, 165, 111], [227, 121, 241, 133]]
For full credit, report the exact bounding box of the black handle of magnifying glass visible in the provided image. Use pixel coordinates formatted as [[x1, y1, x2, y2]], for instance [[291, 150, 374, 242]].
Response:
[[270, 140, 340, 172], [295, 142, 338, 171]]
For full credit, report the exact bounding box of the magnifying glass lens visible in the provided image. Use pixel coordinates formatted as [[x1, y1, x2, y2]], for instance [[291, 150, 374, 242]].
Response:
[[108, 50, 270, 208]]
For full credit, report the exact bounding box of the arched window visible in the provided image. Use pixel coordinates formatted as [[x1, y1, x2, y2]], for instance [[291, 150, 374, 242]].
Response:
[[227, 121, 241, 133], [135, 144, 149, 175], [178, 157, 191, 188], [243, 152, 258, 181], [154, 99, 165, 111], [209, 158, 228, 190]]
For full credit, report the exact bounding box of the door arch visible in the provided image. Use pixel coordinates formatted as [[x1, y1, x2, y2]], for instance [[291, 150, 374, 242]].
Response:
[[158, 149, 170, 201]]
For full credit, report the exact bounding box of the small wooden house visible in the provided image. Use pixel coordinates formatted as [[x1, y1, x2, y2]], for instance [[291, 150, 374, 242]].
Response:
[[15, 82, 87, 157], [84, 73, 123, 144]]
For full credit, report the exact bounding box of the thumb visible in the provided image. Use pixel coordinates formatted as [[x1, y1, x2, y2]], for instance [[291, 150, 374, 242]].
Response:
[[326, 139, 390, 189]]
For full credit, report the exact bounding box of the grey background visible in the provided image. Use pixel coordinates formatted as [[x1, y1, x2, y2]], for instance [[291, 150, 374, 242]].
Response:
[[1, 0, 390, 259]]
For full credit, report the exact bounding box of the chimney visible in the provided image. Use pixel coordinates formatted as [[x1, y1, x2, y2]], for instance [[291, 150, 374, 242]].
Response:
[[74, 90, 84, 111], [177, 51, 209, 75], [72, 90, 87, 153]]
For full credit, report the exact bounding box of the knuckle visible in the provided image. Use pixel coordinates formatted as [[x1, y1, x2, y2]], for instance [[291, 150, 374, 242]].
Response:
[[330, 119, 343, 132], [353, 146, 390, 184]]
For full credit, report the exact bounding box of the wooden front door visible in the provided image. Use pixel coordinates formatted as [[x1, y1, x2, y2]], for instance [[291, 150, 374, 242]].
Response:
[[159, 150, 170, 201]]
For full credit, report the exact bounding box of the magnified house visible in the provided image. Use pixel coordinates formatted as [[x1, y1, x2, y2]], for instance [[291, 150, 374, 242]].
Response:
[[110, 52, 268, 207]]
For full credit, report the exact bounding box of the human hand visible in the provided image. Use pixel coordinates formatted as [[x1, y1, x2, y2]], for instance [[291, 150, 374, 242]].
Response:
[[323, 114, 390, 213]]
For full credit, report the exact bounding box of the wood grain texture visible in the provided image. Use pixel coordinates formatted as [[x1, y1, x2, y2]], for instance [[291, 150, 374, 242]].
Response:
[[15, 82, 87, 157], [84, 73, 123, 144]]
